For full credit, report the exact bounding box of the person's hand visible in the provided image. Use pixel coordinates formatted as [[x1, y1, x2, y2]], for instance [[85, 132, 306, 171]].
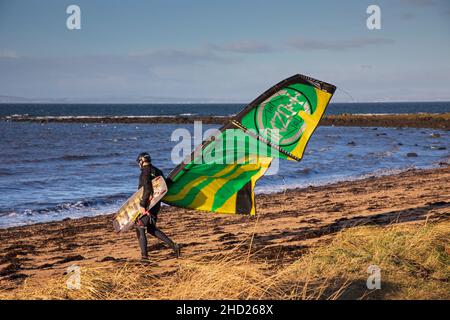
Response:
[[140, 207, 148, 215]]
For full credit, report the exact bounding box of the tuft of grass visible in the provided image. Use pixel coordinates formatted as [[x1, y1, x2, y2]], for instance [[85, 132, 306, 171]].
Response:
[[277, 219, 450, 299], [154, 256, 273, 299], [1, 220, 448, 300]]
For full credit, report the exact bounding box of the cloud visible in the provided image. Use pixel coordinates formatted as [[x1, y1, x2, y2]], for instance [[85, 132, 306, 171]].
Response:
[[207, 41, 273, 54], [287, 37, 395, 51], [129, 47, 233, 65], [0, 50, 18, 58], [0, 47, 240, 98]]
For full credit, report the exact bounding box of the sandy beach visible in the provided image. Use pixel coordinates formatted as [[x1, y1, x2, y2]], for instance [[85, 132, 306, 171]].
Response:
[[1, 165, 448, 299]]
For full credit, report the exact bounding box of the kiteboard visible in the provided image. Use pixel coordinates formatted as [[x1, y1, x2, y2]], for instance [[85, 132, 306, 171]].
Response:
[[113, 175, 167, 233]]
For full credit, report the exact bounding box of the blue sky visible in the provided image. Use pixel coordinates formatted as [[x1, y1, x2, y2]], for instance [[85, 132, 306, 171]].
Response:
[[0, 0, 449, 102]]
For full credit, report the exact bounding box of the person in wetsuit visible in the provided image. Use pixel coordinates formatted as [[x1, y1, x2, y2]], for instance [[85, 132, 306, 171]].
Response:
[[135, 152, 181, 260]]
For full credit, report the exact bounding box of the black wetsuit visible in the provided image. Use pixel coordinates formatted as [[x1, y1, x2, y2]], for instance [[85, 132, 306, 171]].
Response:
[[136, 164, 176, 258]]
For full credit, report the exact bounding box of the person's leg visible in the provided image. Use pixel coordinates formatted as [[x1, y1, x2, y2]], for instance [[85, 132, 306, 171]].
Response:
[[136, 216, 150, 258], [147, 215, 181, 257], [147, 222, 174, 247]]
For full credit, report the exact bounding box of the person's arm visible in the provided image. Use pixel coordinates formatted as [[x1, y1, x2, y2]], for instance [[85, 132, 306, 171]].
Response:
[[139, 169, 154, 210]]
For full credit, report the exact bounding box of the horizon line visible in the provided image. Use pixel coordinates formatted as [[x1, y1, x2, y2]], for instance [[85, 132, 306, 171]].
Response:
[[1, 100, 450, 105]]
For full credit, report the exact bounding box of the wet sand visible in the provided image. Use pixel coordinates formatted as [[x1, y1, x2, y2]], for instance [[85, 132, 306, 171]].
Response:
[[0, 165, 448, 292], [3, 113, 450, 129]]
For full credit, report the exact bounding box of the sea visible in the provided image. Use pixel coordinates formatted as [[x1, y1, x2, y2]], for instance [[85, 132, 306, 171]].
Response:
[[0, 102, 449, 228]]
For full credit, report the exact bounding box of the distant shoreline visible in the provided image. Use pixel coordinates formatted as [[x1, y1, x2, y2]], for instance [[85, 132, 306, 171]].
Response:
[[2, 113, 449, 130]]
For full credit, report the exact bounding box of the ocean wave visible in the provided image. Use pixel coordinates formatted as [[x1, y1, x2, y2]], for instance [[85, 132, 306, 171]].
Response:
[[0, 169, 14, 176], [0, 193, 129, 217], [8, 113, 29, 117], [105, 137, 139, 142]]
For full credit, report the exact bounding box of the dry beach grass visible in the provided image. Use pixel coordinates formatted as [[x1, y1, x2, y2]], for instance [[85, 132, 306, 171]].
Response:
[[1, 220, 448, 300]]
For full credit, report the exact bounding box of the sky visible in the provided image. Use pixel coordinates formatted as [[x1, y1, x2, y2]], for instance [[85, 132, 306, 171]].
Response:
[[0, 0, 449, 102]]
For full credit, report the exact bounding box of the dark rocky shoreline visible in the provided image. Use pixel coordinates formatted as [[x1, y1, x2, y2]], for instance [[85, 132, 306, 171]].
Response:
[[2, 113, 449, 129]]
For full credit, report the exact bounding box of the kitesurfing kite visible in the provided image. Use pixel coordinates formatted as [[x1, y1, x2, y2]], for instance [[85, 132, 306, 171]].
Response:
[[162, 74, 336, 215]]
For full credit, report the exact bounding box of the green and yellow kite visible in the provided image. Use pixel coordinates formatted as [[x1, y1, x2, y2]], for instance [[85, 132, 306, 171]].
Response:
[[163, 74, 336, 215]]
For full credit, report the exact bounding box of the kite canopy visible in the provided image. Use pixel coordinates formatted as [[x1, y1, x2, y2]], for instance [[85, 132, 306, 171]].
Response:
[[163, 74, 336, 215]]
